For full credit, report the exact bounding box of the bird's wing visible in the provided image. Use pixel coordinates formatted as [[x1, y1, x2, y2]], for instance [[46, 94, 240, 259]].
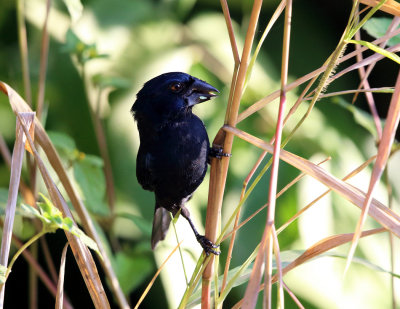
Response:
[[136, 148, 155, 191], [151, 207, 171, 249]]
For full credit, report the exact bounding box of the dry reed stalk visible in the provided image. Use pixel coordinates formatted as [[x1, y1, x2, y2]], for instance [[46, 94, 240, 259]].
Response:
[[220, 2, 287, 305], [223, 125, 400, 235], [16, 0, 31, 107], [232, 228, 386, 308], [201, 0, 263, 307], [36, 0, 50, 120], [0, 113, 34, 307], [242, 0, 292, 306], [0, 220, 74, 309], [360, 0, 400, 16], [0, 133, 35, 206], [0, 82, 130, 309], [16, 112, 110, 308], [277, 155, 377, 234], [237, 26, 400, 123], [345, 67, 400, 273], [352, 17, 400, 138], [29, 242, 38, 309], [55, 244, 69, 309]]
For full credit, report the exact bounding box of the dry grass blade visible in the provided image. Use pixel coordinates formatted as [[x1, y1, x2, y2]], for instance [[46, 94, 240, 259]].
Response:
[[352, 17, 399, 138], [223, 125, 400, 237], [36, 0, 50, 120], [237, 27, 400, 123], [0, 81, 129, 309], [220, 0, 239, 65], [332, 43, 400, 82], [16, 112, 110, 308], [222, 158, 329, 243], [264, 0, 292, 306], [16, 0, 32, 106], [232, 228, 386, 309], [360, 0, 400, 16], [0, 112, 34, 308], [55, 243, 69, 309], [134, 241, 182, 309], [275, 228, 386, 279], [277, 155, 376, 235], [0, 83, 110, 308], [0, 133, 35, 206], [202, 0, 264, 306], [0, 222, 74, 309], [345, 68, 400, 273]]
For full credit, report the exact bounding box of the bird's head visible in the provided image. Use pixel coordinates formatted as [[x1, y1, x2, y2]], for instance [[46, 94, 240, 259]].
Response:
[[131, 72, 219, 125]]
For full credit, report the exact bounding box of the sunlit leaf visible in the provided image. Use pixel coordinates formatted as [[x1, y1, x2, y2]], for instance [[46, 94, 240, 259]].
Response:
[[113, 252, 153, 294], [117, 212, 152, 237], [73, 154, 109, 216], [62, 0, 83, 23], [47, 131, 77, 161], [62, 29, 109, 65], [21, 194, 102, 256], [334, 98, 379, 139], [92, 74, 131, 90]]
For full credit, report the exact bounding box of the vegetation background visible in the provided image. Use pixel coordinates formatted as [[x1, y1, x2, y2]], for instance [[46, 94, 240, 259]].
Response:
[[0, 0, 399, 308]]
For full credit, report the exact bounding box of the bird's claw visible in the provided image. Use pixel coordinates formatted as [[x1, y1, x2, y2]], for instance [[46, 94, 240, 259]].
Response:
[[209, 147, 232, 160], [196, 235, 220, 256]]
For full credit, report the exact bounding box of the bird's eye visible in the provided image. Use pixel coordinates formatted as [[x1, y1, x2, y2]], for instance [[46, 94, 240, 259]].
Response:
[[169, 82, 183, 92]]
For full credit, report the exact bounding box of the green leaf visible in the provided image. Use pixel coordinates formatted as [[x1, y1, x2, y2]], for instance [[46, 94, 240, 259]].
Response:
[[0, 187, 9, 215], [92, 74, 131, 90], [62, 0, 83, 23], [363, 17, 400, 47], [73, 155, 110, 216], [347, 39, 400, 64], [334, 98, 379, 139], [47, 131, 77, 161], [117, 213, 152, 237], [0, 188, 23, 216], [62, 29, 108, 65], [113, 252, 153, 294], [22, 194, 102, 257], [69, 225, 101, 257]]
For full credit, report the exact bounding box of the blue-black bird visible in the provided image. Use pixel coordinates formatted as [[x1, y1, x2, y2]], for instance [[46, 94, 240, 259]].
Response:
[[131, 72, 220, 255]]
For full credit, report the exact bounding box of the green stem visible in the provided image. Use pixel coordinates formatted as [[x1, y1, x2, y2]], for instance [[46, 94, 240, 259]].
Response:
[[170, 213, 188, 285], [6, 230, 47, 280]]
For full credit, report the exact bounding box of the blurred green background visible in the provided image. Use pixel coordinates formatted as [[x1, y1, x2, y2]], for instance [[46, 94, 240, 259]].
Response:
[[0, 0, 399, 308]]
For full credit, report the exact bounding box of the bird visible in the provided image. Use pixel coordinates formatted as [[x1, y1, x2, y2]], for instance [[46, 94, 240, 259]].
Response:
[[131, 72, 221, 255]]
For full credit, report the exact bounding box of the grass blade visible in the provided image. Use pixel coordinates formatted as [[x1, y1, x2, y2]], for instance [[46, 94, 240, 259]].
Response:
[[55, 244, 69, 309], [0, 112, 34, 307], [345, 68, 400, 274]]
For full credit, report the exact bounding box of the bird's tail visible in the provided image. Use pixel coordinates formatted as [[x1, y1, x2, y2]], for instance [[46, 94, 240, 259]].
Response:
[[151, 207, 171, 249]]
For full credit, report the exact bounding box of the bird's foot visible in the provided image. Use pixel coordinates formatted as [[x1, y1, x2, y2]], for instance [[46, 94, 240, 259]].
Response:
[[209, 147, 232, 160], [196, 235, 220, 256]]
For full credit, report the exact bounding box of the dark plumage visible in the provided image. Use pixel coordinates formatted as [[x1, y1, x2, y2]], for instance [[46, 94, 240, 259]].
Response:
[[131, 72, 220, 255]]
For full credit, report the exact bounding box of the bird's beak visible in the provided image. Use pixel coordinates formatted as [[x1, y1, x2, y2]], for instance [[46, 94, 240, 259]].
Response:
[[184, 79, 219, 107]]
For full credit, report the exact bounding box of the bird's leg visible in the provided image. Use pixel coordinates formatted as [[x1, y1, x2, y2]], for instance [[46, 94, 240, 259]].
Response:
[[180, 207, 220, 256], [209, 146, 231, 160]]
